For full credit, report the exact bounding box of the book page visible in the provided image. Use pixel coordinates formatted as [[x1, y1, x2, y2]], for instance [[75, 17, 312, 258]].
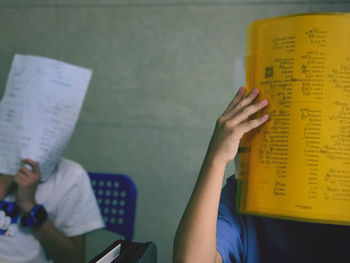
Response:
[[0, 55, 91, 181], [238, 13, 350, 225]]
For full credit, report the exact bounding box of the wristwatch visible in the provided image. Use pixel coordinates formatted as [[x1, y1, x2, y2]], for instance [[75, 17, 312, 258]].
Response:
[[21, 205, 48, 227]]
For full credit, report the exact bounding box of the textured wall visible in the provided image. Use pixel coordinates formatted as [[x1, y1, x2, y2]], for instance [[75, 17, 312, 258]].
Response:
[[0, 1, 349, 262]]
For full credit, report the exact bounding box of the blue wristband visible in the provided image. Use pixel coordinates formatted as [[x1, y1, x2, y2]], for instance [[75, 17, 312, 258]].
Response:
[[21, 205, 48, 227]]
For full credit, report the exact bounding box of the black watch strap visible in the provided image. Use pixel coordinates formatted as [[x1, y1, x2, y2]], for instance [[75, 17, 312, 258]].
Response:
[[21, 205, 48, 227]]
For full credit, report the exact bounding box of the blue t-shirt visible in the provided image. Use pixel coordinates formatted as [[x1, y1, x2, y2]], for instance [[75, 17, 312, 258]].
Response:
[[216, 176, 350, 263]]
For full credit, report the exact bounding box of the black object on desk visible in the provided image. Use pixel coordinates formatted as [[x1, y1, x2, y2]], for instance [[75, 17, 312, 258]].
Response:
[[88, 239, 157, 263]]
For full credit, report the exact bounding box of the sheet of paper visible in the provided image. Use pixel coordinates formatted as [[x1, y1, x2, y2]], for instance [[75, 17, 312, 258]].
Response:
[[238, 13, 350, 225], [0, 54, 92, 181]]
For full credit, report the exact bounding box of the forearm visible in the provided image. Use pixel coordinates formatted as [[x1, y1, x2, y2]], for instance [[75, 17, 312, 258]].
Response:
[[173, 86, 268, 263], [13, 160, 84, 263], [173, 155, 226, 263], [31, 220, 84, 263], [0, 175, 15, 200]]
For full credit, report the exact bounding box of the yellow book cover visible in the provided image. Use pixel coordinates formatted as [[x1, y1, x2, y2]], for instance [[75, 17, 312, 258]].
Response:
[[237, 12, 350, 225]]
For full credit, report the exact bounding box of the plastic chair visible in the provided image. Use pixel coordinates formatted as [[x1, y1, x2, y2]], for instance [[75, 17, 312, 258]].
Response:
[[88, 172, 137, 241]]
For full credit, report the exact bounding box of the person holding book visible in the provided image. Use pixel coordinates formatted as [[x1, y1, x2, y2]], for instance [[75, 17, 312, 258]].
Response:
[[0, 158, 104, 263], [173, 87, 350, 263]]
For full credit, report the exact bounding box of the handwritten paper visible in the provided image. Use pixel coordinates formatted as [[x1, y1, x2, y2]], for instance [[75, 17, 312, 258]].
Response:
[[0, 54, 91, 181], [237, 13, 350, 225]]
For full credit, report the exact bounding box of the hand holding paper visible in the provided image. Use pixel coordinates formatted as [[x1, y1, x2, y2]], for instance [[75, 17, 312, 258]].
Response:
[[0, 55, 92, 181]]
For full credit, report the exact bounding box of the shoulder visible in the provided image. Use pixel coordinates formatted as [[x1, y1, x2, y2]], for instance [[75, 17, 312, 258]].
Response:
[[46, 159, 105, 236], [54, 158, 89, 183], [45, 158, 91, 192], [216, 175, 247, 263], [56, 158, 86, 175], [220, 176, 237, 204], [218, 175, 239, 217], [225, 175, 237, 188]]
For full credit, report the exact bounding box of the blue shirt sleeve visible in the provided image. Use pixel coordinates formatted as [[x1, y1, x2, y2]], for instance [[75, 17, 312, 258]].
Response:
[[216, 176, 247, 263]]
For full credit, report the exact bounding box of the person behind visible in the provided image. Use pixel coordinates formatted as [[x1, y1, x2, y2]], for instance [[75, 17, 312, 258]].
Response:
[[0, 157, 104, 263], [173, 87, 350, 263]]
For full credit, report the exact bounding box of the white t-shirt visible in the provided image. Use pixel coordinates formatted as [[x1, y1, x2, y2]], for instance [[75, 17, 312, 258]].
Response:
[[0, 158, 105, 263]]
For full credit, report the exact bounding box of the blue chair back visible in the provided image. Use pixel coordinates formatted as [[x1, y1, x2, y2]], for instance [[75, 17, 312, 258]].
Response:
[[88, 173, 137, 241]]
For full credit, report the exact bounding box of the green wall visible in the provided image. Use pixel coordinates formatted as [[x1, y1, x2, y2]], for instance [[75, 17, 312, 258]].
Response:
[[0, 1, 349, 262]]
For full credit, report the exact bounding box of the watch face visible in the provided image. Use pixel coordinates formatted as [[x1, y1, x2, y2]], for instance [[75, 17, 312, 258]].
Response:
[[33, 206, 47, 222], [21, 205, 48, 227]]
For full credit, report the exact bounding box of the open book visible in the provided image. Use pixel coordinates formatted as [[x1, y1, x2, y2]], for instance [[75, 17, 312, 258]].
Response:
[[237, 13, 350, 225]]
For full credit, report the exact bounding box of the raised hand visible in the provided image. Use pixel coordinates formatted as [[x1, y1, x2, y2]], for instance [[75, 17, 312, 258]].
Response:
[[14, 159, 41, 213], [205, 86, 269, 165]]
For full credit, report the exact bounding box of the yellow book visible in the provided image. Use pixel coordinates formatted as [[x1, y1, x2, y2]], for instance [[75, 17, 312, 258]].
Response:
[[237, 12, 350, 225]]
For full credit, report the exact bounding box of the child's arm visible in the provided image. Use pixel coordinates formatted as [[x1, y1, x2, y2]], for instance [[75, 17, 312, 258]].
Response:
[[14, 159, 85, 263], [0, 174, 15, 200], [173, 87, 269, 263]]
